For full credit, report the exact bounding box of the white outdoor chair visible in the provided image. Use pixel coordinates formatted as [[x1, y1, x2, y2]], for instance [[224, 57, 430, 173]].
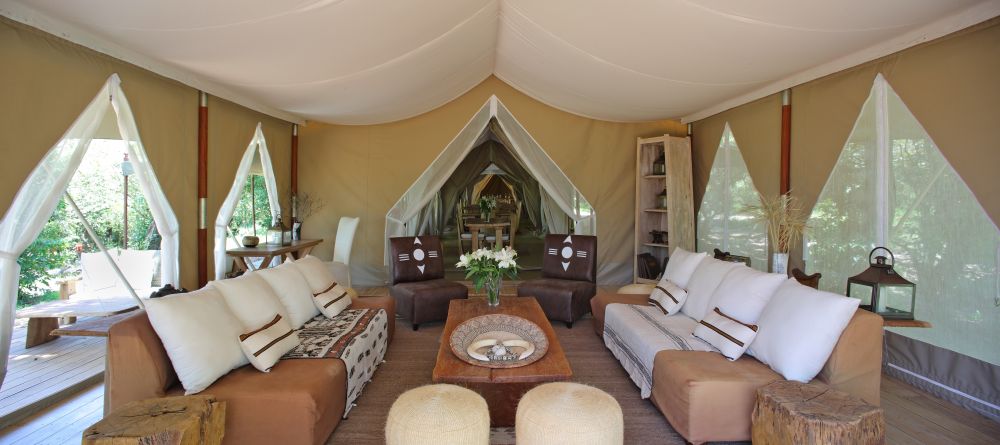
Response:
[[330, 216, 360, 288]]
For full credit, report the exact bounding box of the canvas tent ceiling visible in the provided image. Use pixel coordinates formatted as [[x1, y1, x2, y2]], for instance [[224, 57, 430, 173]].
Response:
[[4, 0, 994, 124]]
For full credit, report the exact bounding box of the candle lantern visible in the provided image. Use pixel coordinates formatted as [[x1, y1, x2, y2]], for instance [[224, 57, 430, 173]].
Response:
[[846, 247, 916, 320], [267, 215, 292, 246]]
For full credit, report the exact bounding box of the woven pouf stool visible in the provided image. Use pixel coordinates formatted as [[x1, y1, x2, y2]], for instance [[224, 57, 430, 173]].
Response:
[[386, 384, 490, 445], [516, 382, 623, 445]]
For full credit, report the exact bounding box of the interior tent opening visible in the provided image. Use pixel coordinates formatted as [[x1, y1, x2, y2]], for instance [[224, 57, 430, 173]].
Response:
[[0, 74, 180, 386], [384, 96, 595, 273], [806, 74, 1000, 420], [213, 123, 280, 279], [697, 123, 768, 270]]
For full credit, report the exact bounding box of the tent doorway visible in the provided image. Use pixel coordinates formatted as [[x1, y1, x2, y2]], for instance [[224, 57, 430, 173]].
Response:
[[384, 96, 595, 280]]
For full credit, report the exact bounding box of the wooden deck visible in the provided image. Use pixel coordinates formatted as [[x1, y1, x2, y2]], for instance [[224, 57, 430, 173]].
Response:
[[0, 318, 106, 430]]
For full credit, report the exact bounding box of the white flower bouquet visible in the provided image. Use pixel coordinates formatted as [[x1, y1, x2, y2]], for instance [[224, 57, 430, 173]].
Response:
[[456, 246, 519, 306]]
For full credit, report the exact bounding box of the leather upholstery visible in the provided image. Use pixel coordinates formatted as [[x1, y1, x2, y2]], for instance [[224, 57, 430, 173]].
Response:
[[517, 278, 596, 323], [107, 295, 396, 445], [391, 279, 468, 325], [389, 236, 445, 284], [517, 234, 597, 323], [540, 234, 597, 282]]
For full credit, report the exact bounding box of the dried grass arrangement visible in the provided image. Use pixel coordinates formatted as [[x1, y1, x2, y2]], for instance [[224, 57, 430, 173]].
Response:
[[745, 193, 809, 254]]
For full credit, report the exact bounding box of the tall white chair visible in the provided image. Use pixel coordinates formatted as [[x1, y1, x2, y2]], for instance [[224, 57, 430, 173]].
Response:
[[331, 216, 360, 288]]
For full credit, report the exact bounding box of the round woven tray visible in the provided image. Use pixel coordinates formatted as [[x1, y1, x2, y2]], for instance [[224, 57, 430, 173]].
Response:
[[449, 314, 549, 369]]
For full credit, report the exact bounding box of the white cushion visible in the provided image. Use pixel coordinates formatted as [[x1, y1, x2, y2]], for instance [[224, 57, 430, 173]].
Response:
[[210, 273, 289, 331], [255, 262, 319, 328], [707, 266, 787, 325], [681, 257, 742, 321], [144, 287, 248, 394], [239, 314, 300, 372], [693, 307, 758, 360], [748, 279, 861, 382], [663, 248, 707, 289], [314, 282, 353, 318], [648, 279, 687, 315], [292, 255, 340, 294]]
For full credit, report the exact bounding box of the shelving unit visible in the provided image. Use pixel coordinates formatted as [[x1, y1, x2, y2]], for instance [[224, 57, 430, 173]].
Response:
[[634, 135, 695, 284]]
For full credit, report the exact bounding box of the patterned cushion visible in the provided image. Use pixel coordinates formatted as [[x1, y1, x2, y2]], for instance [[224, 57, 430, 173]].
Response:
[[649, 279, 687, 315], [313, 282, 352, 318], [693, 307, 758, 360], [239, 314, 300, 372]]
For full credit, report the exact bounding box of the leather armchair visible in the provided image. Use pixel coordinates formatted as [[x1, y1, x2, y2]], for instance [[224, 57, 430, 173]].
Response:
[[517, 234, 597, 328], [389, 236, 468, 330]]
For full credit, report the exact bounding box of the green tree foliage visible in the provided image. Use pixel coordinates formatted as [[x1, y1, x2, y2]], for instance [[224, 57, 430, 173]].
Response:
[[229, 174, 272, 239], [17, 200, 76, 308]]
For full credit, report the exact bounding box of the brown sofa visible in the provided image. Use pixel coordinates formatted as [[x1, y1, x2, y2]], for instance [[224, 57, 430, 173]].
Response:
[[591, 293, 883, 444], [107, 295, 395, 445]]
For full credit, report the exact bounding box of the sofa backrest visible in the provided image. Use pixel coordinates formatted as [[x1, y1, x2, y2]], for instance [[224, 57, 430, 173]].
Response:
[[106, 310, 177, 411], [389, 236, 445, 284], [541, 234, 597, 283], [814, 308, 884, 405]]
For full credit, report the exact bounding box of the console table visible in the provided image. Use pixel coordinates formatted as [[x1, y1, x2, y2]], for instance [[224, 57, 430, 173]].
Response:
[[226, 238, 322, 273]]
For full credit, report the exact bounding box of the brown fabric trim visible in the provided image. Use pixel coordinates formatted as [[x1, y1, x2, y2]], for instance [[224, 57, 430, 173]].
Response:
[[252, 329, 295, 357], [648, 299, 668, 314], [713, 307, 758, 332], [699, 319, 745, 347], [322, 291, 349, 309], [654, 285, 679, 304], [313, 282, 338, 297], [239, 314, 282, 341]]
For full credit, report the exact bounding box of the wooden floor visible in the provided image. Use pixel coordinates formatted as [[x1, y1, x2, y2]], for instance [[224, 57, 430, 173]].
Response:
[[1, 361, 997, 443], [0, 318, 106, 430]]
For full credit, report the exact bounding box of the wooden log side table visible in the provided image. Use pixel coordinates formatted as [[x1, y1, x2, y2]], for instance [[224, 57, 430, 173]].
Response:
[[83, 395, 226, 445], [752, 380, 884, 445]]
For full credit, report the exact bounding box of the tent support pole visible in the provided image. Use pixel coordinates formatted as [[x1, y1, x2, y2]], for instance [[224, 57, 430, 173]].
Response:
[[65, 193, 144, 309], [291, 124, 299, 218], [780, 89, 791, 195], [197, 91, 208, 287]]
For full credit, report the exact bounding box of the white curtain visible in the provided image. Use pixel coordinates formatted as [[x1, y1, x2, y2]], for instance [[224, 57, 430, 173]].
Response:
[[214, 123, 280, 279], [807, 74, 1000, 366], [0, 74, 180, 385], [696, 123, 768, 270]]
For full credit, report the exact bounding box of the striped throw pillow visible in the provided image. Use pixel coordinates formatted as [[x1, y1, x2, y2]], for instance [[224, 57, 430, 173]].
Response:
[[239, 314, 299, 372], [313, 281, 352, 318], [649, 279, 688, 315], [693, 307, 758, 360]]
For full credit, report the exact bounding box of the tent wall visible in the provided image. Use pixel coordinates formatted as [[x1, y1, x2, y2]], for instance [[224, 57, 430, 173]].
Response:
[[0, 17, 294, 290], [299, 76, 686, 285], [690, 18, 1000, 271], [206, 97, 293, 279], [0, 16, 198, 289]]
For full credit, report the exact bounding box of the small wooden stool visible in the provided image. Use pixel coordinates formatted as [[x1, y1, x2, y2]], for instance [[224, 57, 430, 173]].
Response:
[[752, 380, 884, 445], [83, 395, 226, 445]]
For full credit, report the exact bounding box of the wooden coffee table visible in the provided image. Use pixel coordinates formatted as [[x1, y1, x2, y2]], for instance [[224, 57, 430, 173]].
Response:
[[432, 296, 572, 426]]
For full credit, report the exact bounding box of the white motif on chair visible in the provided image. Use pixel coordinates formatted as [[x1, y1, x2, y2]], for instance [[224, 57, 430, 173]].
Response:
[[545, 235, 588, 271], [407, 237, 439, 274]]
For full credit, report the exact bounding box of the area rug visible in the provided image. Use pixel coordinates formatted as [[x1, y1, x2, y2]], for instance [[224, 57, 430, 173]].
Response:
[[325, 309, 688, 444]]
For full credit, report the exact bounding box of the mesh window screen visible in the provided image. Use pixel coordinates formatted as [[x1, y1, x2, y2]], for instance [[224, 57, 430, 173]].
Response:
[[697, 124, 768, 270], [807, 74, 1000, 366]]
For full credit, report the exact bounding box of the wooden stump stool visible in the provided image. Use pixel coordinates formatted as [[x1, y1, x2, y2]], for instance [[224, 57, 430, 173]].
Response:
[[752, 380, 884, 445], [83, 395, 225, 445]]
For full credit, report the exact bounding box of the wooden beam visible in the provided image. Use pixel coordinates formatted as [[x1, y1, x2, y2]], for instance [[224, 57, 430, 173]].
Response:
[[291, 124, 299, 196], [197, 92, 208, 288], [780, 90, 791, 195]]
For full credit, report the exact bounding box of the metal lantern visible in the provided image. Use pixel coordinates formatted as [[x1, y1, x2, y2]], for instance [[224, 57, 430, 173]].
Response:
[[846, 247, 916, 320], [652, 151, 666, 175], [266, 216, 291, 246]]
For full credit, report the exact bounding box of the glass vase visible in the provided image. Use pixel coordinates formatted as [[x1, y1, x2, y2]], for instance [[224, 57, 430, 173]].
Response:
[[485, 275, 502, 307], [772, 252, 789, 275]]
